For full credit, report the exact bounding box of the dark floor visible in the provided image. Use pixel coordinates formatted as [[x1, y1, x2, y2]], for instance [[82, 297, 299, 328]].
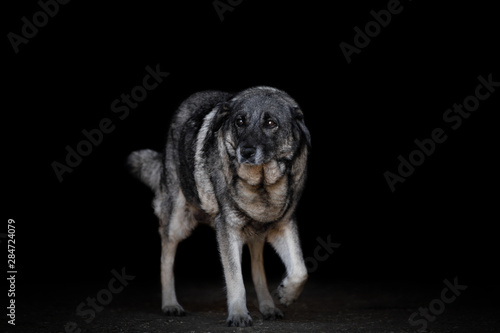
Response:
[[6, 278, 500, 333]]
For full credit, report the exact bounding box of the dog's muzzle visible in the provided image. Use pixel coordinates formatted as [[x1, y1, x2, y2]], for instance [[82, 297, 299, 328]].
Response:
[[237, 146, 263, 165]]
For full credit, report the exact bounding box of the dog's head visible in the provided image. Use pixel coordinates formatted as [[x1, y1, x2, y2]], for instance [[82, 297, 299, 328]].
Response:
[[213, 86, 310, 166]]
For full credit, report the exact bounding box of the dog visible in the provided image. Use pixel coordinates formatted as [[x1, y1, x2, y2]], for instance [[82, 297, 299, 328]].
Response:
[[128, 86, 311, 327]]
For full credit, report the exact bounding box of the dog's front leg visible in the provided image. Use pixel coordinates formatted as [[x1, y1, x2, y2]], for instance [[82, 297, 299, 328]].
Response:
[[268, 220, 308, 306], [216, 217, 252, 327]]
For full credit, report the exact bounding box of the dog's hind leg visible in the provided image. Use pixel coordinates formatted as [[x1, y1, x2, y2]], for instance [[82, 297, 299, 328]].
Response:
[[159, 235, 184, 315], [248, 238, 284, 320], [157, 190, 196, 316]]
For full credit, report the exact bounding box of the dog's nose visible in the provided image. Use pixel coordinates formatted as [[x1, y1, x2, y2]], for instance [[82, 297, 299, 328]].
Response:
[[240, 146, 256, 159]]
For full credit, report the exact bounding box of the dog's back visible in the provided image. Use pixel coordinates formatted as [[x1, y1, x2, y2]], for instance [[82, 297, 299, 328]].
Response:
[[128, 90, 231, 197]]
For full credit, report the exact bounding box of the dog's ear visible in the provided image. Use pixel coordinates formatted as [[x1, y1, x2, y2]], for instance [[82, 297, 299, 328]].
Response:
[[211, 101, 231, 133], [292, 106, 311, 147]]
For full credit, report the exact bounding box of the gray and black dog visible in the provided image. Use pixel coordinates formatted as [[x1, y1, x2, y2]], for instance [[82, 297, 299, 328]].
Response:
[[128, 86, 310, 327]]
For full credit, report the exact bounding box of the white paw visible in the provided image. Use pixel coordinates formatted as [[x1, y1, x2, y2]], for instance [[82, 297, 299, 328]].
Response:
[[162, 303, 185, 316], [226, 311, 253, 327], [260, 304, 284, 320], [276, 275, 307, 306]]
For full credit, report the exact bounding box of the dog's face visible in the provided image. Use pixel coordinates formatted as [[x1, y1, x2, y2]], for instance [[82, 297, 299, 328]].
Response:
[[215, 87, 310, 166]]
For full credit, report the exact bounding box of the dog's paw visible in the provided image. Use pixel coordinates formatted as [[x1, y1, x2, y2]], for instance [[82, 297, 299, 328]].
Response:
[[275, 275, 307, 306], [261, 305, 284, 320], [162, 304, 186, 316], [226, 312, 253, 327]]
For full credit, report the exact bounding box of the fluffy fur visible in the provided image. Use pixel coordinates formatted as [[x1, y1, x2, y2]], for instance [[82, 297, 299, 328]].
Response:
[[128, 86, 310, 327]]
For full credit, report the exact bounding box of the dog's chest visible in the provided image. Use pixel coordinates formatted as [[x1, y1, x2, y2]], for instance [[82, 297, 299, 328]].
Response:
[[233, 161, 290, 222]]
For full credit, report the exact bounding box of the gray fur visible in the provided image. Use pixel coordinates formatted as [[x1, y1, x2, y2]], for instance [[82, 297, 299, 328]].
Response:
[[128, 86, 310, 327], [127, 149, 162, 192]]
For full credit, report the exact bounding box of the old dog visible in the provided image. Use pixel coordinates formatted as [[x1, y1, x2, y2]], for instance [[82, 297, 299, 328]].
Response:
[[128, 86, 311, 326]]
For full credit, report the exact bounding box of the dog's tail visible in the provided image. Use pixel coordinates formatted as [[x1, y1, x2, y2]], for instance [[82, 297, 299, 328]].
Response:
[[127, 149, 162, 192]]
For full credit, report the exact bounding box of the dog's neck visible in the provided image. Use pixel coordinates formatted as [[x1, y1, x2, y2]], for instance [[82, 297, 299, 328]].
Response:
[[231, 160, 290, 223]]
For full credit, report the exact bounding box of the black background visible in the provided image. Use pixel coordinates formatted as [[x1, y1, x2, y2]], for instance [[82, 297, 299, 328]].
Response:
[[5, 0, 499, 293]]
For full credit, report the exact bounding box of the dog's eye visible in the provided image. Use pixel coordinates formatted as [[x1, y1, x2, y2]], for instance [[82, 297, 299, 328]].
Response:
[[265, 119, 277, 128], [235, 117, 245, 127]]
